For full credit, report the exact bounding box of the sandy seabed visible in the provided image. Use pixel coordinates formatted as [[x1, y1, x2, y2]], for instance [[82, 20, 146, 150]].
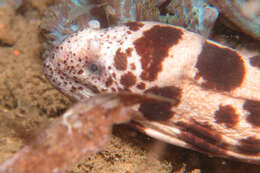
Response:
[[0, 0, 260, 173]]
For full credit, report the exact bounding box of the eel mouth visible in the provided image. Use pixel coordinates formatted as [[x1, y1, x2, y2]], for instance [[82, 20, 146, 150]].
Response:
[[83, 82, 100, 94], [43, 53, 102, 101]]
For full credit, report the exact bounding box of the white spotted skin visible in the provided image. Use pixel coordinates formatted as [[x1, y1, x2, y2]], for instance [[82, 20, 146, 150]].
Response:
[[43, 21, 260, 164]]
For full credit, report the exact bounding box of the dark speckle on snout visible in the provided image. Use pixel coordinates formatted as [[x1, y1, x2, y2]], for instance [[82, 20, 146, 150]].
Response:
[[114, 48, 128, 71]]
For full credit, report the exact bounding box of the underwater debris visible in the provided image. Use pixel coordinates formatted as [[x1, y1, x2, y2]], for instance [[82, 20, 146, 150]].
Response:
[[41, 0, 260, 50], [41, 0, 108, 49], [208, 0, 260, 40], [1, 0, 259, 39], [0, 0, 22, 9], [160, 0, 219, 37], [41, 0, 219, 49], [104, 0, 219, 37], [0, 93, 173, 173]]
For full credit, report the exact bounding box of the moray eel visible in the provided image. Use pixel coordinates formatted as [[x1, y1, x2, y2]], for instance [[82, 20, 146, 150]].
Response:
[[43, 20, 260, 164]]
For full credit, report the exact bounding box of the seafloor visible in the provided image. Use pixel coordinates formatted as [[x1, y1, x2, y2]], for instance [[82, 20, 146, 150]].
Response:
[[0, 0, 260, 173]]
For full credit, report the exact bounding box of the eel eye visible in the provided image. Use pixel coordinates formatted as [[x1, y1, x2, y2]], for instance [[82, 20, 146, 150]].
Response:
[[87, 62, 100, 75]]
